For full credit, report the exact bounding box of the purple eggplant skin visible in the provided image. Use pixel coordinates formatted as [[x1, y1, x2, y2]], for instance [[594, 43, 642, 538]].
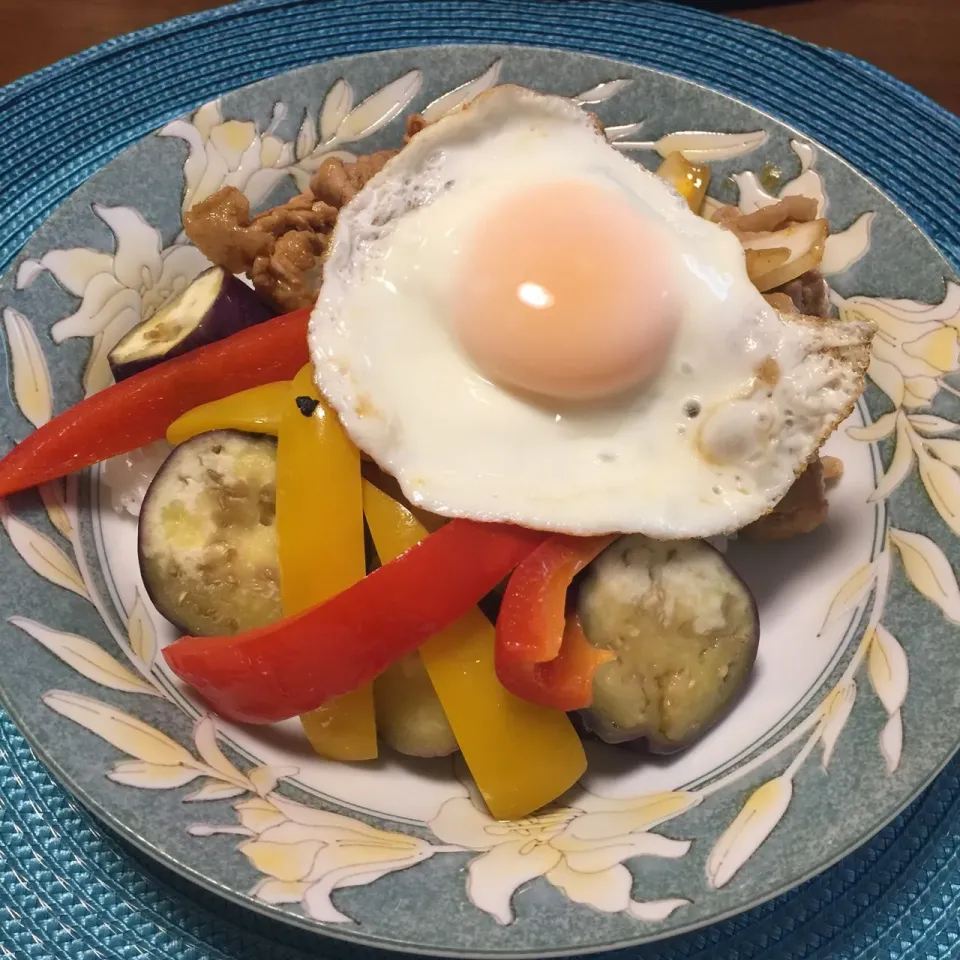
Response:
[[138, 430, 282, 637], [576, 536, 759, 754], [108, 268, 276, 382]]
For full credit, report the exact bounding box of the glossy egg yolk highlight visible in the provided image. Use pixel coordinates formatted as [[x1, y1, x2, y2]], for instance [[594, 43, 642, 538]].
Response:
[[454, 180, 679, 401]]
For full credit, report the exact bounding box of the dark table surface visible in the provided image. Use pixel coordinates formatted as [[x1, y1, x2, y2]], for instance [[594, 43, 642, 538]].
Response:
[[1, 0, 958, 115]]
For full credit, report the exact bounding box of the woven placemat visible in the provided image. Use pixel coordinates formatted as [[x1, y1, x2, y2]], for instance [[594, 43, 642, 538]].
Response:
[[1, 2, 959, 957]]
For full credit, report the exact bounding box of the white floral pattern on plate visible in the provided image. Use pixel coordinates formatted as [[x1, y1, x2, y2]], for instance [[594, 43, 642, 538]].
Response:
[[161, 101, 297, 215], [2, 60, 958, 930], [428, 766, 696, 925], [15, 205, 210, 395]]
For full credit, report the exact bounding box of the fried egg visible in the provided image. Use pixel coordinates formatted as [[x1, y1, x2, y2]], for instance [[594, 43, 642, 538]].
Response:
[[309, 85, 873, 537]]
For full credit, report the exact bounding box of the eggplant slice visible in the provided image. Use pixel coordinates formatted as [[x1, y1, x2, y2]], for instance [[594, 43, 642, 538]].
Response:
[[578, 535, 759, 752], [139, 430, 281, 636], [374, 653, 458, 758], [109, 268, 275, 381]]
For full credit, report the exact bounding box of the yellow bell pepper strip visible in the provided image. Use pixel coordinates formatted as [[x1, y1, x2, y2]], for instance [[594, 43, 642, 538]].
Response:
[[495, 534, 617, 711], [278, 365, 377, 761], [361, 461, 448, 534], [166, 381, 290, 446], [362, 483, 586, 820]]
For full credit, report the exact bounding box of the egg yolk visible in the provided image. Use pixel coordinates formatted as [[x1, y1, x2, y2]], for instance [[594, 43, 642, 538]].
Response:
[[454, 179, 679, 401]]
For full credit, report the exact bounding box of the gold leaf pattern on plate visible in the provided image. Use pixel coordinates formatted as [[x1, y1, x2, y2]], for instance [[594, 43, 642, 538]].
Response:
[[193, 716, 243, 783], [545, 860, 687, 919], [553, 831, 691, 873], [3, 308, 53, 428], [127, 590, 157, 669], [466, 841, 563, 925], [221, 796, 438, 925], [302, 851, 435, 923], [879, 710, 904, 773], [16, 248, 112, 295], [903, 327, 960, 374], [907, 413, 960, 437], [334, 70, 422, 143], [295, 112, 317, 162], [571, 78, 633, 105], [569, 791, 701, 840], [421, 59, 502, 123], [706, 777, 793, 889], [320, 79, 354, 143], [617, 129, 768, 161], [821, 212, 875, 276], [918, 453, 960, 536], [1, 505, 89, 599], [234, 796, 288, 834], [429, 783, 694, 925], [628, 899, 692, 922], [819, 560, 876, 631], [108, 759, 202, 789], [819, 680, 857, 770], [38, 479, 72, 539], [10, 617, 159, 697], [841, 283, 960, 410], [657, 129, 769, 161], [300, 841, 437, 923], [42, 690, 195, 766], [184, 781, 249, 803], [604, 122, 645, 142], [889, 528, 960, 623], [922, 438, 960, 469], [82, 330, 110, 396], [866, 353, 906, 408], [869, 412, 915, 502], [248, 765, 299, 796], [867, 625, 909, 715], [847, 410, 898, 442], [189, 823, 255, 838]]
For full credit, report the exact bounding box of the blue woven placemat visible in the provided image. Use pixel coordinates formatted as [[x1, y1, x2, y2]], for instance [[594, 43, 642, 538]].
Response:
[[1, 2, 959, 958]]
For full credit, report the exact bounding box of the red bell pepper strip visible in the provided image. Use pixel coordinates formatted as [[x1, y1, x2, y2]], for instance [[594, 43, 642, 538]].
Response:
[[163, 519, 547, 724], [0, 309, 310, 498], [495, 534, 617, 711]]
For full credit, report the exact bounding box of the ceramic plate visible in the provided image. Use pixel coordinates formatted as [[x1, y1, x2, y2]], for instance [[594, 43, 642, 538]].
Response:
[[1, 44, 958, 959]]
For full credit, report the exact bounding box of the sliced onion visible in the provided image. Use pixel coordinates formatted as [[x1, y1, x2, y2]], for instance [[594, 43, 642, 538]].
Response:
[[725, 196, 818, 235], [740, 218, 829, 292], [707, 203, 742, 225]]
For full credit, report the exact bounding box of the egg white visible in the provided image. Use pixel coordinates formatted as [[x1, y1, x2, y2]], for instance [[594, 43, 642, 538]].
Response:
[[309, 85, 873, 537]]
